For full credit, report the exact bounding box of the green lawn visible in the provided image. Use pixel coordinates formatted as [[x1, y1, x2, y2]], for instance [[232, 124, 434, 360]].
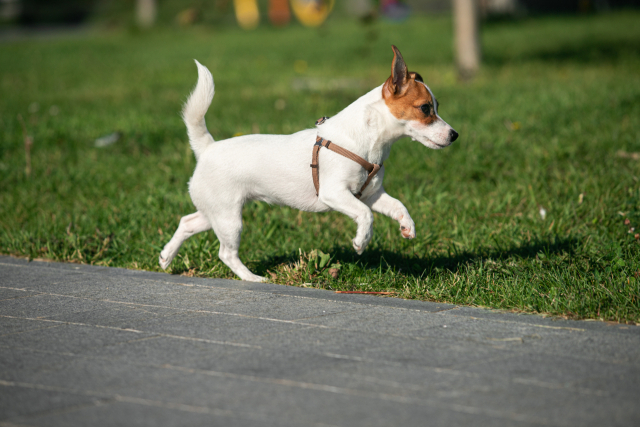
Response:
[[1, 12, 639, 323]]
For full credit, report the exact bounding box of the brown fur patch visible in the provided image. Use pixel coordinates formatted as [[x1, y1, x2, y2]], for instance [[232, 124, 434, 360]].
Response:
[[383, 74, 436, 125], [383, 46, 437, 125]]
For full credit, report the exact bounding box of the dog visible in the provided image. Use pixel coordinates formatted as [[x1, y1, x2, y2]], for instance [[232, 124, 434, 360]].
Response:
[[159, 45, 458, 282]]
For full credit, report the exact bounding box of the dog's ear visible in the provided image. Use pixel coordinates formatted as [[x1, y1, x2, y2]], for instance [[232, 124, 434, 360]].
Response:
[[390, 45, 408, 94]]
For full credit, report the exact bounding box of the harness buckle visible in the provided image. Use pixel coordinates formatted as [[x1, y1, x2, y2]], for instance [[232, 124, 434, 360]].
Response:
[[315, 116, 329, 126]]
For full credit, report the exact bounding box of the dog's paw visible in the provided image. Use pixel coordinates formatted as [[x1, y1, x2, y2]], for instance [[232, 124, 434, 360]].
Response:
[[241, 273, 267, 282], [398, 215, 416, 239], [352, 238, 368, 255], [159, 254, 171, 270], [400, 225, 416, 239]]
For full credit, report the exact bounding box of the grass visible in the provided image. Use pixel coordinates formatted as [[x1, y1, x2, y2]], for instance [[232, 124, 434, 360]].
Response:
[[1, 12, 640, 323]]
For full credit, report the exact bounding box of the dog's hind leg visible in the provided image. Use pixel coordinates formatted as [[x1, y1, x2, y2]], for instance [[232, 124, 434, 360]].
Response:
[[208, 205, 266, 283], [159, 211, 212, 269]]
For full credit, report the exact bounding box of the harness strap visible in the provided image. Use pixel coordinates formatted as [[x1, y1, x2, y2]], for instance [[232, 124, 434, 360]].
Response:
[[311, 135, 382, 199]]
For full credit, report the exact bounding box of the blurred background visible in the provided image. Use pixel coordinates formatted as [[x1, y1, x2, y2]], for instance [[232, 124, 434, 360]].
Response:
[[1, 0, 639, 27], [1, 0, 639, 78]]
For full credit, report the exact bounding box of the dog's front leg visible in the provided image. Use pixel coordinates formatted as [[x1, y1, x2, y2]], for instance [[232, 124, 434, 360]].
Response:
[[320, 189, 374, 254], [365, 186, 416, 239]]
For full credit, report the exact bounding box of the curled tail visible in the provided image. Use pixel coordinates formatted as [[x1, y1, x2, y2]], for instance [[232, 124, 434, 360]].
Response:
[[183, 60, 215, 160]]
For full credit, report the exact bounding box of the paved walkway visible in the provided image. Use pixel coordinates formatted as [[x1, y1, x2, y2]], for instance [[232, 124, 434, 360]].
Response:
[[0, 255, 638, 426]]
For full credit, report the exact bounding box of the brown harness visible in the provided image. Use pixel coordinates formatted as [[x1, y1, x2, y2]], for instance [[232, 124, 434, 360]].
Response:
[[311, 117, 382, 199]]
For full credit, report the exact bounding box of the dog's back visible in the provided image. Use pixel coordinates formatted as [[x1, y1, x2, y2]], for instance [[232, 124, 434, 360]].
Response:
[[189, 130, 328, 213]]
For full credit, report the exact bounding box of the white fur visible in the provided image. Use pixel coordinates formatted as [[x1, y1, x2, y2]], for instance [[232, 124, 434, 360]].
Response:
[[182, 61, 216, 160], [159, 60, 457, 282]]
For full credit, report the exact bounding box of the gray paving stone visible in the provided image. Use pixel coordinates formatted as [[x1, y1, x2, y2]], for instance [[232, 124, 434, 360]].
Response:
[[441, 305, 637, 335], [43, 304, 184, 329], [16, 401, 295, 427], [0, 323, 156, 356], [0, 294, 107, 319], [455, 351, 640, 395], [0, 287, 43, 301], [0, 317, 62, 337], [18, 275, 195, 303], [83, 336, 259, 370], [0, 263, 84, 289], [1, 255, 639, 427], [1, 356, 543, 427], [0, 347, 71, 382], [0, 384, 100, 421], [119, 311, 309, 342]]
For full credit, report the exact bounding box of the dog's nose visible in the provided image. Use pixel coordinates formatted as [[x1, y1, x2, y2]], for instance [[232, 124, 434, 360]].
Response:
[[449, 129, 459, 142]]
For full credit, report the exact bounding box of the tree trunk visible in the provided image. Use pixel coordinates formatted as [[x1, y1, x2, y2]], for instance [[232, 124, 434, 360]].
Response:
[[136, 0, 157, 28], [453, 0, 481, 79]]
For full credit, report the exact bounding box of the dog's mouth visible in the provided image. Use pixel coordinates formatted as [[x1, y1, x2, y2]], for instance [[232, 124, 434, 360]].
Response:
[[410, 135, 451, 149], [429, 139, 451, 148], [411, 138, 447, 148]]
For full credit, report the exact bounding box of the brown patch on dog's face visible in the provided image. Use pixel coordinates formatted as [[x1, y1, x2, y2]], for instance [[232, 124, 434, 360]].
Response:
[[382, 46, 437, 125]]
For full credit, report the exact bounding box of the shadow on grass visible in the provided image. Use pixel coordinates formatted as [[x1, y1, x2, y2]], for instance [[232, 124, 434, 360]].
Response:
[[253, 236, 581, 280], [485, 38, 640, 65]]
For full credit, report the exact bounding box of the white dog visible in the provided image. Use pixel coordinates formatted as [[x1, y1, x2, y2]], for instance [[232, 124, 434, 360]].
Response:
[[160, 46, 458, 282]]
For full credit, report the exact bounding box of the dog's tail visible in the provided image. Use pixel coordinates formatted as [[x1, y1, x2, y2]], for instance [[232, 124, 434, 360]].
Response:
[[183, 60, 215, 160]]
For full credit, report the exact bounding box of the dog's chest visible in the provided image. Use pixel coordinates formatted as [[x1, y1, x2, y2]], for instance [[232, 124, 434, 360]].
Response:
[[353, 167, 384, 199]]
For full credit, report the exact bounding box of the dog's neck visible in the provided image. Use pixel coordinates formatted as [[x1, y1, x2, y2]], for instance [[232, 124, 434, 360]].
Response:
[[315, 85, 405, 165]]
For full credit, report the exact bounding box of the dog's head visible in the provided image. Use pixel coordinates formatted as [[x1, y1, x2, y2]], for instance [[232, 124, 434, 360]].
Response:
[[382, 46, 458, 149]]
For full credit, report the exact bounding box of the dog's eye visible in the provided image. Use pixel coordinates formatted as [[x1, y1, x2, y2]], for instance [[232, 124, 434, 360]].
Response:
[[420, 104, 431, 115]]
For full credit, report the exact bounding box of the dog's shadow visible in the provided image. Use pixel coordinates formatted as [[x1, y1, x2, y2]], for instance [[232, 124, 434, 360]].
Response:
[[253, 237, 580, 281]]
